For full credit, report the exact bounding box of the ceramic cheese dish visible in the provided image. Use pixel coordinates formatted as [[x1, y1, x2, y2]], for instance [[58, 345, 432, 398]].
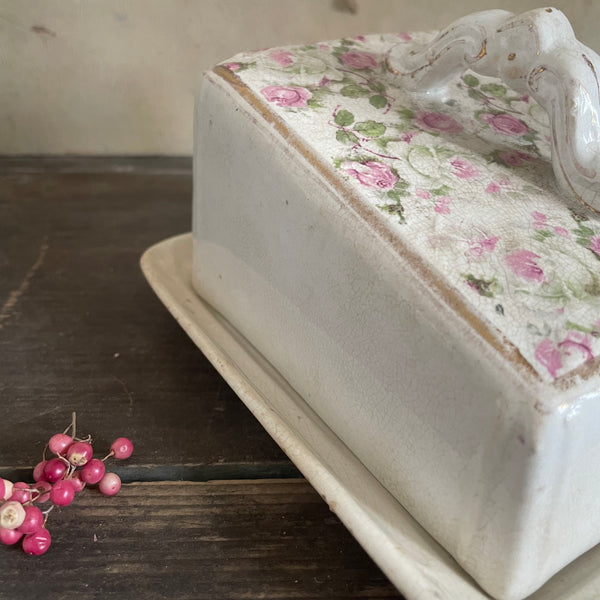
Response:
[[191, 9, 600, 600]]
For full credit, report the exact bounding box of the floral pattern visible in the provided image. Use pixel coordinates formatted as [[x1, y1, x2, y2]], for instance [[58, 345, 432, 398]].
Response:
[[219, 33, 600, 381]]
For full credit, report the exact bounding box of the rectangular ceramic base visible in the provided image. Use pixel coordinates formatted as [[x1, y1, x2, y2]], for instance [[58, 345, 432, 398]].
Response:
[[141, 233, 600, 600]]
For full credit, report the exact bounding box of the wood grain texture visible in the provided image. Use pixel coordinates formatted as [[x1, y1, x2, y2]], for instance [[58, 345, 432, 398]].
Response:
[[0, 164, 293, 476], [0, 480, 403, 600]]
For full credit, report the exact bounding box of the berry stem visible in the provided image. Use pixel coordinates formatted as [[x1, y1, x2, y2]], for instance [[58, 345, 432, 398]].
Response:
[[42, 505, 54, 524], [63, 411, 77, 439], [102, 450, 115, 462], [57, 455, 71, 468]]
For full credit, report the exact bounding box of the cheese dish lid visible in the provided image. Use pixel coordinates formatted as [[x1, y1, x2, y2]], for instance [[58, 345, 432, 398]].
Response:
[[215, 8, 600, 383]]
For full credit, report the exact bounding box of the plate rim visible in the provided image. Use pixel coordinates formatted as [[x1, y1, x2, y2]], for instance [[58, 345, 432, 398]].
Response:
[[140, 232, 600, 600]]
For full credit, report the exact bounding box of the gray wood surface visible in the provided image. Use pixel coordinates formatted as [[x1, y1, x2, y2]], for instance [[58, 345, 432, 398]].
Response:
[[0, 158, 404, 599], [0, 480, 401, 600], [0, 163, 295, 478]]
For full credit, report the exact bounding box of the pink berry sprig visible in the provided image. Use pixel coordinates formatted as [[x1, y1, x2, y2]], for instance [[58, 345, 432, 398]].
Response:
[[0, 412, 133, 555]]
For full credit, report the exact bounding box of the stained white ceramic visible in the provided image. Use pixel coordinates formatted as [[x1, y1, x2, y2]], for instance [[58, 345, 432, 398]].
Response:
[[190, 11, 600, 600], [142, 234, 600, 600]]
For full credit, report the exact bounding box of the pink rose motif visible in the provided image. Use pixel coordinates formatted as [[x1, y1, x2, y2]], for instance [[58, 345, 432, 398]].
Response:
[[400, 131, 417, 144], [505, 249, 544, 282], [558, 332, 594, 362], [224, 62, 241, 71], [260, 86, 312, 108], [415, 112, 463, 134], [554, 226, 570, 237], [354, 35, 367, 43], [485, 182, 502, 194], [397, 32, 412, 42], [342, 161, 398, 190], [485, 176, 510, 194], [269, 50, 294, 67], [434, 196, 451, 215], [340, 51, 378, 70], [481, 113, 529, 136], [532, 211, 547, 230], [497, 150, 536, 167], [535, 339, 563, 378], [450, 157, 480, 179], [415, 188, 431, 199], [318, 75, 330, 87], [591, 235, 600, 257], [467, 236, 499, 258]]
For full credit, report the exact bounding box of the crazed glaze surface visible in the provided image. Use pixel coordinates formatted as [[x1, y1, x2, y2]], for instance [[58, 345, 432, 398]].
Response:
[[221, 31, 600, 382], [193, 23, 600, 600], [388, 8, 600, 215]]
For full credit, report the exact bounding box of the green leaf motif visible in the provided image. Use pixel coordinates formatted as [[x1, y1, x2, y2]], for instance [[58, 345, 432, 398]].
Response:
[[334, 110, 355, 127], [431, 185, 451, 196], [368, 81, 386, 94], [336, 129, 359, 145], [353, 120, 386, 138], [433, 145, 455, 160], [463, 274, 498, 298], [574, 224, 595, 238], [393, 177, 410, 193], [388, 186, 409, 199], [340, 84, 369, 98], [378, 202, 406, 223], [566, 320, 600, 335], [369, 95, 388, 109], [468, 88, 486, 101], [533, 230, 553, 242], [306, 99, 323, 109], [481, 83, 507, 97], [396, 107, 414, 120], [585, 276, 600, 295], [374, 136, 394, 150], [463, 74, 479, 87]]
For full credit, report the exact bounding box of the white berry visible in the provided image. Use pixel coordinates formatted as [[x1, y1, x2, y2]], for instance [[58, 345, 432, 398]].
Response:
[[0, 501, 26, 530]]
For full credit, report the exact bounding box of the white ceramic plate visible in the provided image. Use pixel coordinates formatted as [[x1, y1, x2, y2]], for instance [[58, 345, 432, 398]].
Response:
[[141, 233, 600, 600]]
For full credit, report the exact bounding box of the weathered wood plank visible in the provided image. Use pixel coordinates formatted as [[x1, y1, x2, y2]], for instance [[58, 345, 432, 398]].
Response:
[[0, 166, 293, 474], [0, 155, 192, 174], [0, 480, 403, 600]]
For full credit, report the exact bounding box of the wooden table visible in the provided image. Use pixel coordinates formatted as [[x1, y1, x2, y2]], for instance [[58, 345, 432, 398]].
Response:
[[0, 158, 403, 599]]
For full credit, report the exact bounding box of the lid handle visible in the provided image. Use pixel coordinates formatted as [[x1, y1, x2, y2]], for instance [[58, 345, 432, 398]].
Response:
[[387, 8, 600, 214]]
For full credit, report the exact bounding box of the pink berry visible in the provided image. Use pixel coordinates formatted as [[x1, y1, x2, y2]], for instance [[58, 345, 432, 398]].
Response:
[[33, 461, 47, 482], [22, 528, 51, 556], [50, 480, 75, 506], [0, 501, 26, 529], [42, 458, 68, 483], [17, 506, 44, 535], [98, 472, 121, 496], [0, 479, 13, 501], [110, 437, 133, 460], [10, 482, 32, 504], [0, 526, 23, 545], [48, 433, 73, 456], [66, 441, 93, 466], [34, 481, 52, 503], [69, 471, 86, 493], [80, 459, 105, 484]]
